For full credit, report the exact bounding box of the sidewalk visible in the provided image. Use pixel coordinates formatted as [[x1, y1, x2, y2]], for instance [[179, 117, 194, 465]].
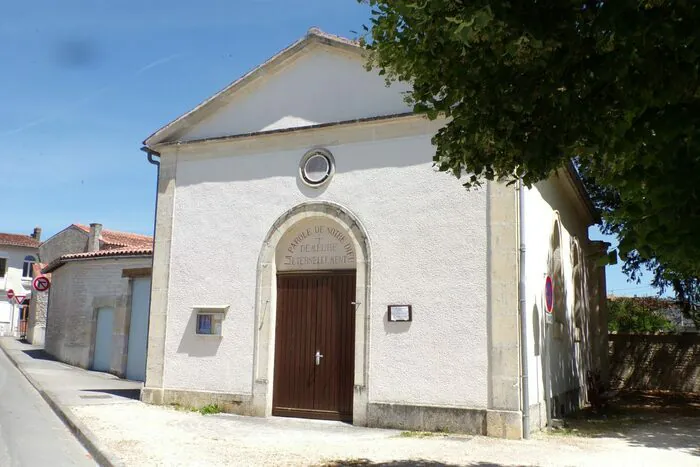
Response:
[[0, 337, 141, 467], [2, 336, 699, 467]]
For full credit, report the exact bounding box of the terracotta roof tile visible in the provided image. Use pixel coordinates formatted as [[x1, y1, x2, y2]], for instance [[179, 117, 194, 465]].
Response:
[[72, 224, 153, 249], [43, 247, 153, 274], [0, 232, 40, 249]]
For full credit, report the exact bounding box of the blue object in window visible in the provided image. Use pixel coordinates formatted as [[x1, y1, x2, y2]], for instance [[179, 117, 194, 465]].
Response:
[[197, 314, 212, 334]]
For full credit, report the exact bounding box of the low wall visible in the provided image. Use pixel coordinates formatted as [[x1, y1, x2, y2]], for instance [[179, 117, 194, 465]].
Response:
[[609, 333, 700, 393]]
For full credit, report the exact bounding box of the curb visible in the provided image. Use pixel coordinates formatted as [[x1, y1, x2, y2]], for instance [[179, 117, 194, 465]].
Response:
[[0, 341, 122, 467]]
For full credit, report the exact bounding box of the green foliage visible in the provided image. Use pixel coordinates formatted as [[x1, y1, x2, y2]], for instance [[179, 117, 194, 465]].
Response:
[[361, 1, 700, 298], [607, 297, 675, 333], [198, 404, 222, 415]]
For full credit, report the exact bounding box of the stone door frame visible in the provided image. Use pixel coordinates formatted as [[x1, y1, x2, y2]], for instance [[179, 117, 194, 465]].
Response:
[[251, 201, 371, 425]]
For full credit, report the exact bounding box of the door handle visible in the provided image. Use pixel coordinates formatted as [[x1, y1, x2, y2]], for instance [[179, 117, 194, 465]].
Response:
[[315, 350, 323, 366]]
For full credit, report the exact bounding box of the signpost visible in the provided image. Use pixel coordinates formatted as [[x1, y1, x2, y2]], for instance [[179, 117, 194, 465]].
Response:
[[33, 275, 51, 292]]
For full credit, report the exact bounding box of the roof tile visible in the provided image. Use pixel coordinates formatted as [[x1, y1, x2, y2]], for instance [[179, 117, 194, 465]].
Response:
[[0, 233, 40, 249], [72, 224, 153, 249]]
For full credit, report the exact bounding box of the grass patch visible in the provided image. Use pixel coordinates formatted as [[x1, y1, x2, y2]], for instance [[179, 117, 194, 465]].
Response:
[[198, 404, 222, 415]]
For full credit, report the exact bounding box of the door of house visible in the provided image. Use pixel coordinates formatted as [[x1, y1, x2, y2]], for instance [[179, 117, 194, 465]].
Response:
[[126, 277, 151, 381], [272, 271, 356, 421], [93, 307, 114, 372]]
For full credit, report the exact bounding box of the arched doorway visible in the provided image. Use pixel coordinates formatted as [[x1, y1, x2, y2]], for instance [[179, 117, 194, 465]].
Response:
[[272, 217, 357, 421], [252, 202, 370, 424]]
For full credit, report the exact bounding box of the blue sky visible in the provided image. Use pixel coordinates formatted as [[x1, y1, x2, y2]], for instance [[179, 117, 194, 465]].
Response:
[[0, 0, 659, 296]]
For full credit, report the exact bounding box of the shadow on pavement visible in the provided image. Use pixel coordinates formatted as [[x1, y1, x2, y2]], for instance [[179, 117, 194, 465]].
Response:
[[21, 349, 57, 361], [320, 461, 511, 467], [559, 390, 700, 455], [82, 388, 141, 400]]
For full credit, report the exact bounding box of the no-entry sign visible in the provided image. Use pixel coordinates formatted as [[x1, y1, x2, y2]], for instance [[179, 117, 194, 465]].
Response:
[[33, 275, 50, 292], [545, 275, 554, 314], [6, 289, 14, 301]]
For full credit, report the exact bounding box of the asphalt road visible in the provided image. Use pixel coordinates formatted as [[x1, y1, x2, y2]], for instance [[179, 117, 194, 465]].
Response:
[[0, 349, 96, 466]]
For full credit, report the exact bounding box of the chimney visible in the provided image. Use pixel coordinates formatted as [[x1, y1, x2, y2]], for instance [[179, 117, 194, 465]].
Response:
[[87, 223, 102, 252], [31, 227, 42, 242]]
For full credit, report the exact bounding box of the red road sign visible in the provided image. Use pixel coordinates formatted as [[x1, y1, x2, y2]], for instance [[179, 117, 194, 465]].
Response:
[[545, 275, 554, 313], [14, 295, 26, 305], [33, 275, 50, 292], [6, 289, 14, 300]]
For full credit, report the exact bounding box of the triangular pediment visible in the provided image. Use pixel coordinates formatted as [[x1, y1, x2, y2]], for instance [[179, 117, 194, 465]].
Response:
[[145, 29, 413, 146]]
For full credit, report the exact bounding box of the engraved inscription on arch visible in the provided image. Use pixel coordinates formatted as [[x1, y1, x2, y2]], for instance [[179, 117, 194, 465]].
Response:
[[276, 218, 356, 271]]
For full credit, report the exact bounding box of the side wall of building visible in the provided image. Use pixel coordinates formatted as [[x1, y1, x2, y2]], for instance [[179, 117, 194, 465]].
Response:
[[39, 228, 87, 265], [523, 174, 606, 430], [45, 257, 152, 375]]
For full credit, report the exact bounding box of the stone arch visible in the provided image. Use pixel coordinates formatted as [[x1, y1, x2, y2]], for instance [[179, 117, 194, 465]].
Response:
[[548, 217, 566, 325], [251, 201, 371, 424], [570, 238, 586, 329]]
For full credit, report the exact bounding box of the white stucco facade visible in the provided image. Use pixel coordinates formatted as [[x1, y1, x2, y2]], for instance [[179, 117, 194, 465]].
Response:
[[141, 29, 607, 438], [163, 129, 489, 408]]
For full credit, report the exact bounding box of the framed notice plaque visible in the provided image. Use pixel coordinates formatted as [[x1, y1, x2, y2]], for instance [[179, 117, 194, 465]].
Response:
[[388, 305, 412, 322]]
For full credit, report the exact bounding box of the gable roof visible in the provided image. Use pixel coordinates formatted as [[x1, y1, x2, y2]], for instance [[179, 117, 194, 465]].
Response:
[[0, 232, 40, 249], [144, 28, 363, 147], [71, 224, 153, 249]]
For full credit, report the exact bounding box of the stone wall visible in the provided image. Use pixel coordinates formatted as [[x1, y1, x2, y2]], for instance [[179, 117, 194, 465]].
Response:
[[27, 288, 48, 345], [39, 227, 87, 265], [609, 333, 700, 393], [45, 256, 152, 375]]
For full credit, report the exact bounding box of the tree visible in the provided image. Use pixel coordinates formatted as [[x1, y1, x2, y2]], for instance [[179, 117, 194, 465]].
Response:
[[607, 297, 676, 333], [360, 1, 700, 303]]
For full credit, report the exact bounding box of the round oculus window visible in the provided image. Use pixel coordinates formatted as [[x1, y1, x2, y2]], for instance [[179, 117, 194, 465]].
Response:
[[300, 150, 334, 186]]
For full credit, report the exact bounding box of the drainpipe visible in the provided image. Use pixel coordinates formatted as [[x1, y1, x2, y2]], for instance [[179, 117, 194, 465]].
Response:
[[141, 146, 161, 243], [518, 178, 530, 439]]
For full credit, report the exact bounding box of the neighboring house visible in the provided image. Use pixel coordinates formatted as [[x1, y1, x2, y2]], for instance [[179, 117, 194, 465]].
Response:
[[139, 29, 609, 439], [42, 223, 153, 381], [0, 228, 41, 337]]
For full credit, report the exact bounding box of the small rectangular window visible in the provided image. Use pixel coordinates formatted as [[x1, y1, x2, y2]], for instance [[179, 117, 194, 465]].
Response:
[[193, 306, 228, 336], [0, 258, 6, 278]]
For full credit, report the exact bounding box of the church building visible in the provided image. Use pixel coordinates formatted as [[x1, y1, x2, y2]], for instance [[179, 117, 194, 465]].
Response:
[[140, 29, 609, 439]]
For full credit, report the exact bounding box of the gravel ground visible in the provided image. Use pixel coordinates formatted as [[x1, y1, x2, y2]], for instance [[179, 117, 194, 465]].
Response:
[[70, 402, 700, 467]]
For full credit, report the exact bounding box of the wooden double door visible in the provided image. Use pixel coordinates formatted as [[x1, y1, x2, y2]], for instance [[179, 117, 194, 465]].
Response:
[[272, 271, 356, 422]]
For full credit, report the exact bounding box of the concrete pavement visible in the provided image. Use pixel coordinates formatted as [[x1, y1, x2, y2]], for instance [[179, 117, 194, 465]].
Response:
[[0, 337, 142, 467], [2, 337, 699, 466], [0, 339, 97, 466]]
